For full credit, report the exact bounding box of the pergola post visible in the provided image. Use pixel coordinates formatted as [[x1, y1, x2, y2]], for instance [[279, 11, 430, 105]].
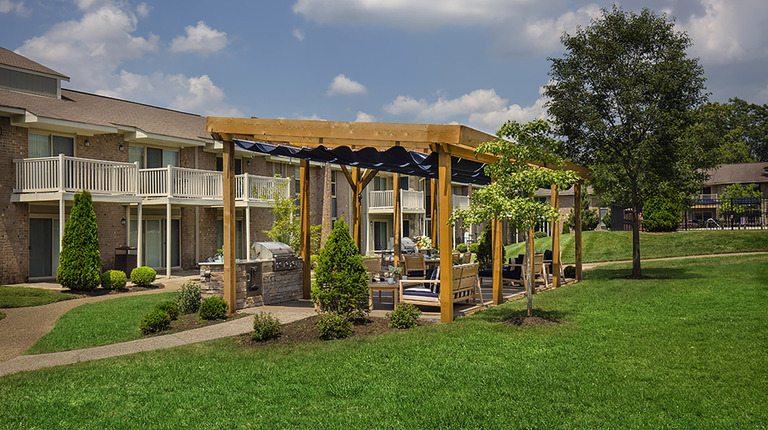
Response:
[[438, 146, 453, 323], [430, 178, 438, 247], [393, 173, 402, 268], [491, 217, 502, 305], [574, 180, 583, 281], [223, 139, 237, 314], [551, 185, 561, 288], [300, 159, 311, 299]]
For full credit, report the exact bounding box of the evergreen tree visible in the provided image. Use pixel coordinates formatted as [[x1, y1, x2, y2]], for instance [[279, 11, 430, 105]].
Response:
[[311, 218, 369, 319], [57, 190, 101, 290]]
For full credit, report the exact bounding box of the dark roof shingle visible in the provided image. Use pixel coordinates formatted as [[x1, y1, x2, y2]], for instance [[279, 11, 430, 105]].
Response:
[[0, 47, 69, 80]]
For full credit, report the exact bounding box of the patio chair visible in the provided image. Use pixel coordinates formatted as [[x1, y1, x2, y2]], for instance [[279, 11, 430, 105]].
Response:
[[399, 263, 482, 307], [363, 258, 383, 282], [403, 253, 427, 280], [542, 249, 565, 285], [461, 252, 471, 263], [479, 254, 524, 287]]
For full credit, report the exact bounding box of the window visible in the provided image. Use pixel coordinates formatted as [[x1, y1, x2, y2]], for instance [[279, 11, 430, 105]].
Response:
[[28, 133, 74, 158], [373, 176, 388, 191], [216, 157, 242, 174], [701, 186, 712, 195], [331, 170, 337, 219], [294, 166, 300, 198], [130, 146, 178, 168], [400, 176, 409, 190]]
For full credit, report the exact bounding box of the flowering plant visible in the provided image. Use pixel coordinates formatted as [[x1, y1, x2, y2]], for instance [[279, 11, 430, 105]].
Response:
[[415, 235, 432, 249]]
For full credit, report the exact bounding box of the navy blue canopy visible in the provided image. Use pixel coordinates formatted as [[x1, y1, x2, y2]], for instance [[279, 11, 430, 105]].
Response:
[[234, 139, 491, 185]]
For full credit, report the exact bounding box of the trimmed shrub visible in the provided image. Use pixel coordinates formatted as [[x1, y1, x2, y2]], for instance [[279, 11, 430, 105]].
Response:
[[140, 309, 171, 334], [643, 190, 682, 232], [100, 270, 127, 291], [130, 266, 156, 287], [562, 224, 571, 234], [387, 303, 422, 329], [564, 265, 576, 279], [176, 282, 202, 314], [57, 191, 101, 290], [534, 231, 548, 239], [252, 312, 281, 341], [469, 243, 479, 254], [476, 223, 504, 270], [455, 243, 468, 253], [199, 297, 228, 320], [154, 300, 179, 320], [311, 218, 369, 320], [316, 312, 352, 340]]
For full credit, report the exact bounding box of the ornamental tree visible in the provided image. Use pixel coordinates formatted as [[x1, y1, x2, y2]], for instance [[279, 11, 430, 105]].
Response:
[[545, 5, 709, 277], [452, 119, 578, 317], [57, 190, 101, 290], [311, 218, 369, 320], [261, 179, 321, 255]]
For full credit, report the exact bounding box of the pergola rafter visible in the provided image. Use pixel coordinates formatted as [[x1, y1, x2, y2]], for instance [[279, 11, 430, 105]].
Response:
[[207, 117, 589, 323]]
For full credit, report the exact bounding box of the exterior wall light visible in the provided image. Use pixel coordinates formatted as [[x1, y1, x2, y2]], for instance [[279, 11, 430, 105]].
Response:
[[119, 144, 125, 151]]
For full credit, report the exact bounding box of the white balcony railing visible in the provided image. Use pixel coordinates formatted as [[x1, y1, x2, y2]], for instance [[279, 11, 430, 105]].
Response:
[[369, 189, 425, 212], [452, 194, 470, 210], [14, 154, 137, 195], [14, 156, 287, 204]]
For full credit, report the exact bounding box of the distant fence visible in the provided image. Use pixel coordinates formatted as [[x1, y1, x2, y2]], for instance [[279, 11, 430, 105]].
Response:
[[682, 197, 768, 230]]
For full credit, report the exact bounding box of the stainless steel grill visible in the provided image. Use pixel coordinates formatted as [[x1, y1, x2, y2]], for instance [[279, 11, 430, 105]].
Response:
[[252, 241, 298, 271]]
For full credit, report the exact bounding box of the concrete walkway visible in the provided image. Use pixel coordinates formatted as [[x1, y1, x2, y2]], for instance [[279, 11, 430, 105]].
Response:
[[0, 301, 317, 377], [0, 273, 199, 363]]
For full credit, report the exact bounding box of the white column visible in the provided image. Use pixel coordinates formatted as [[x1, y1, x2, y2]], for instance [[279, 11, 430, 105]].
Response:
[[194, 147, 199, 265], [125, 205, 131, 245], [137, 202, 143, 267], [244, 173, 251, 260], [166, 201, 172, 278], [59, 196, 65, 251]]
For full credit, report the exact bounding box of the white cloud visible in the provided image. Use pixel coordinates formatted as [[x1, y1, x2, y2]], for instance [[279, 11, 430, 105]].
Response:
[[327, 74, 367, 95], [170, 21, 228, 56], [383, 87, 548, 132], [522, 5, 601, 53], [136, 2, 150, 18], [15, 1, 240, 117], [297, 113, 325, 120], [0, 0, 28, 14], [293, 28, 305, 41], [355, 111, 375, 122], [677, 0, 768, 64]]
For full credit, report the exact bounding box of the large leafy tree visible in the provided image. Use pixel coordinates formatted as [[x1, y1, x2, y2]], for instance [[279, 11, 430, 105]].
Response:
[[545, 5, 709, 277], [452, 119, 578, 316], [684, 98, 768, 164], [57, 190, 101, 290]]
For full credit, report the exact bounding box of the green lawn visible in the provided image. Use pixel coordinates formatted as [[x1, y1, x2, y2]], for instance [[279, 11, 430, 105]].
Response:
[[25, 292, 178, 354], [506, 229, 768, 263], [0, 311, 5, 320], [2, 255, 766, 428], [0, 286, 78, 308]]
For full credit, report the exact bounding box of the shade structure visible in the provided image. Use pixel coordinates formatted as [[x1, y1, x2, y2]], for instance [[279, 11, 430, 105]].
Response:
[[234, 139, 491, 185]]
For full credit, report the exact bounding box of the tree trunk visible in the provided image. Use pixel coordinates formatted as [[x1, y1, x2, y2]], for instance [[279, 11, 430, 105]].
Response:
[[631, 203, 642, 278], [525, 231, 533, 317]]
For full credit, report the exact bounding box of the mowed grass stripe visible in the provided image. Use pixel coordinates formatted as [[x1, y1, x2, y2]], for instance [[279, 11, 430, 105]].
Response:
[[1, 255, 766, 428], [25, 292, 178, 355]]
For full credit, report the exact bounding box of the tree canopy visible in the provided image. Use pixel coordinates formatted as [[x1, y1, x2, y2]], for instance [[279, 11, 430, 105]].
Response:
[[545, 5, 708, 277]]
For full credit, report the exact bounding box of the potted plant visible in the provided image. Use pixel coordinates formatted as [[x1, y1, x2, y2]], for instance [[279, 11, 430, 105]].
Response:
[[387, 265, 402, 284]]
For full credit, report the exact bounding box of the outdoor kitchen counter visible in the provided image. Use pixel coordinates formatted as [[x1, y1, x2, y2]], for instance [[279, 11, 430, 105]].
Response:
[[198, 258, 303, 309]]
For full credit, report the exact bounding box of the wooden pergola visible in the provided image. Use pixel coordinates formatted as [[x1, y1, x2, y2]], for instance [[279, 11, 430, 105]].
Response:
[[206, 117, 589, 322]]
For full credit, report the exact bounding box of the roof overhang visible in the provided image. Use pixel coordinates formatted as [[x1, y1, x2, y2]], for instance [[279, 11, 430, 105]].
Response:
[[115, 125, 207, 148], [10, 110, 118, 136]]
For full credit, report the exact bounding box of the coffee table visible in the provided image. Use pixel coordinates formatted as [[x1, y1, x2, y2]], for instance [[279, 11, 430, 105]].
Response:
[[368, 281, 399, 309]]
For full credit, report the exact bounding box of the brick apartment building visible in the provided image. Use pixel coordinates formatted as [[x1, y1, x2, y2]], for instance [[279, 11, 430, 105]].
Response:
[[0, 47, 472, 284]]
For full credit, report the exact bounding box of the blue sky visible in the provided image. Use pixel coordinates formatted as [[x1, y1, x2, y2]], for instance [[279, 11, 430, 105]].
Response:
[[2, 0, 767, 134]]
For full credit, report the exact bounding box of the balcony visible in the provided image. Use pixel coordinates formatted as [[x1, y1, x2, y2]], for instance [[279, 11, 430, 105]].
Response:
[[368, 190, 425, 213], [13, 155, 290, 206]]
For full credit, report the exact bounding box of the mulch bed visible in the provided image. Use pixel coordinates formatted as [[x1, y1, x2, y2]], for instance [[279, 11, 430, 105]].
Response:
[[233, 315, 432, 348], [154, 311, 248, 336], [64, 283, 166, 297]]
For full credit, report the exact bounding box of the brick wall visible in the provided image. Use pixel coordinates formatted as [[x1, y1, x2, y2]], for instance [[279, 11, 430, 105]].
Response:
[[93, 202, 127, 272], [0, 119, 29, 283], [78, 135, 128, 162]]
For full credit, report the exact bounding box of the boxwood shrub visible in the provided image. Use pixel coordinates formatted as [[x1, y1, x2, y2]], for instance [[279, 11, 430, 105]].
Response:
[[316, 312, 352, 340], [252, 312, 281, 341], [154, 300, 179, 320], [387, 303, 422, 329], [101, 270, 127, 291], [199, 297, 228, 320], [130, 266, 156, 287], [175, 282, 202, 314], [140, 309, 171, 334]]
